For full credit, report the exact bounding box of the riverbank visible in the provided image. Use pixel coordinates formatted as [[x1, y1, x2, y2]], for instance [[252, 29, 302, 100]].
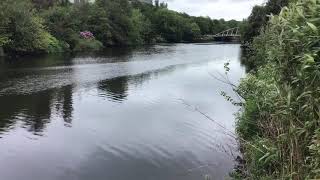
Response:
[[234, 0, 320, 179]]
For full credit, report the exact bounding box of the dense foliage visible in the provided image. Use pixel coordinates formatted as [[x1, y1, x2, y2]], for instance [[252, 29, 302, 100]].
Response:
[[240, 0, 289, 43], [0, 0, 240, 55], [0, 0, 64, 54], [235, 0, 320, 179]]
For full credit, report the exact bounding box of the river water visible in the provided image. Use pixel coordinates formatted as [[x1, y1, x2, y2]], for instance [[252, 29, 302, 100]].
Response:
[[0, 43, 245, 180]]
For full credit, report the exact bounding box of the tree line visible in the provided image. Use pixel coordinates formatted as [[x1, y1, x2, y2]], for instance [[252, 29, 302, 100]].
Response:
[[0, 0, 241, 55]]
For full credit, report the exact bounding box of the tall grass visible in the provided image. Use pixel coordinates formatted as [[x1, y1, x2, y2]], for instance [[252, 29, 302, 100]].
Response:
[[236, 0, 320, 179]]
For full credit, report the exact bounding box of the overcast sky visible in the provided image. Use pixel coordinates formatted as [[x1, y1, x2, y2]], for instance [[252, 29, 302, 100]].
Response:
[[159, 0, 266, 20]]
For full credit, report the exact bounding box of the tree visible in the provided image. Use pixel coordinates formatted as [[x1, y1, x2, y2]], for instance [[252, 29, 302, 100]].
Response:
[[3, 0, 62, 53], [128, 9, 147, 44], [0, 0, 11, 47], [193, 16, 212, 35], [41, 5, 78, 48], [152, 9, 185, 42], [241, 5, 267, 42], [265, 0, 289, 15], [32, 0, 70, 9], [95, 0, 133, 45], [184, 22, 201, 41], [240, 0, 289, 43], [211, 19, 228, 34]]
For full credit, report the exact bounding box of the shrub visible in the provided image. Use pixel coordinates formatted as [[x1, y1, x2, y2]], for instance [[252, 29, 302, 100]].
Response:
[[236, 0, 320, 179], [1, 0, 64, 54], [73, 38, 103, 52], [80, 31, 94, 39], [42, 32, 67, 53]]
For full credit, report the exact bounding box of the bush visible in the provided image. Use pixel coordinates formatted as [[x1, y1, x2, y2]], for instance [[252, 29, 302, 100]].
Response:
[[236, 0, 320, 178], [0, 0, 65, 54], [73, 38, 104, 52], [42, 32, 67, 53]]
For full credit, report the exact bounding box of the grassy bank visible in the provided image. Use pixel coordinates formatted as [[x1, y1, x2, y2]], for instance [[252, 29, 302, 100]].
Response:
[[235, 0, 320, 179]]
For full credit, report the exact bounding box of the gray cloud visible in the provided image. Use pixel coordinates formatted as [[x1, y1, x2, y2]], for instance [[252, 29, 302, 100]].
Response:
[[159, 0, 265, 20]]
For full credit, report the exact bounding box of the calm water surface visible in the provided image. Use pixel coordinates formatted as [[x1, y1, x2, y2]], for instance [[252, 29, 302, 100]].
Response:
[[0, 44, 245, 180]]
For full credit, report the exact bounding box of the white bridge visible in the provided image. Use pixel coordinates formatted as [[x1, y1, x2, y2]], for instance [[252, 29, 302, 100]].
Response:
[[199, 27, 240, 42], [212, 27, 240, 38]]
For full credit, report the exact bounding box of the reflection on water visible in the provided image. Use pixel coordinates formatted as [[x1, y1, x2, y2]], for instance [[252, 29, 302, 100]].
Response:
[[0, 44, 245, 180], [97, 65, 178, 103], [0, 85, 74, 134], [99, 77, 129, 102]]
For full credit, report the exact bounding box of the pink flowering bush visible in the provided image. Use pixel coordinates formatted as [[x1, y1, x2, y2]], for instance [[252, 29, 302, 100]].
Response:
[[75, 31, 103, 51], [80, 31, 94, 39]]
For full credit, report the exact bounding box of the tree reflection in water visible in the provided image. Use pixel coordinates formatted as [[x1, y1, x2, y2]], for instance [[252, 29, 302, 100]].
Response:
[[0, 85, 74, 135]]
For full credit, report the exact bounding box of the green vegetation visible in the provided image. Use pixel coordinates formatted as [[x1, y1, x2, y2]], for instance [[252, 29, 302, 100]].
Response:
[[235, 0, 320, 179], [0, 0, 240, 55], [0, 0, 64, 54], [240, 0, 289, 43]]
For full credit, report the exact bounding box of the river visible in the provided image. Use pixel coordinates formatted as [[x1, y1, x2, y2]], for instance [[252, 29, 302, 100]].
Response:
[[0, 43, 245, 180]]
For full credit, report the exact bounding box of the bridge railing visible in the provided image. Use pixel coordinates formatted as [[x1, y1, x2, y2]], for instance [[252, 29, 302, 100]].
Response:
[[213, 27, 240, 37]]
